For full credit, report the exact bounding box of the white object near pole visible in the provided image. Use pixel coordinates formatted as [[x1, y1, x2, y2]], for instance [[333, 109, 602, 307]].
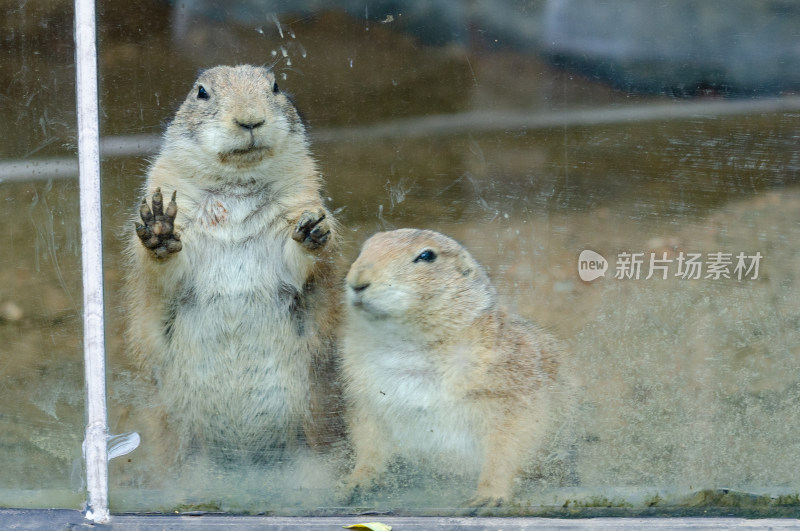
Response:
[[75, 0, 110, 523]]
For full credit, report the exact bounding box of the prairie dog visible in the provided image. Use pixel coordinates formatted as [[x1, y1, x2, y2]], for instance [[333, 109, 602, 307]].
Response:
[[122, 65, 341, 464], [341, 229, 563, 506]]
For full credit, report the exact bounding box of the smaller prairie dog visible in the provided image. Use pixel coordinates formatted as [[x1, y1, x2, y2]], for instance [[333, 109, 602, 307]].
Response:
[[341, 229, 564, 506]]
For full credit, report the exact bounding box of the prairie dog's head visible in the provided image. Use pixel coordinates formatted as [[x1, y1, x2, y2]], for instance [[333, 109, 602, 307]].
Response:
[[167, 65, 304, 170], [345, 229, 497, 332]]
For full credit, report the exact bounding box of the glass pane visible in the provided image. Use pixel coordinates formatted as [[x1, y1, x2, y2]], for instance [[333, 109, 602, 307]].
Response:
[[102, 0, 800, 516], [0, 1, 84, 508]]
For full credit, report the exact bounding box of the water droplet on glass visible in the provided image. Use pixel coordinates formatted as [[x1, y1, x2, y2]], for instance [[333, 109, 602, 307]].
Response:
[[270, 13, 284, 39]]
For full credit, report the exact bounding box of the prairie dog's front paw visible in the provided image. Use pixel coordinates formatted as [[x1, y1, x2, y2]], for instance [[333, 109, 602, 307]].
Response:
[[135, 188, 182, 259], [291, 209, 330, 250]]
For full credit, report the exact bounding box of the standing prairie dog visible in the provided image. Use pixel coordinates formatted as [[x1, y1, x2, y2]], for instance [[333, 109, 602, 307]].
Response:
[[122, 65, 341, 465], [341, 229, 564, 506]]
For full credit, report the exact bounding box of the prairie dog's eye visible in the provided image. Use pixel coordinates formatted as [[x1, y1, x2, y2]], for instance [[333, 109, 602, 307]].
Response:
[[413, 249, 437, 263], [272, 81, 279, 94], [197, 86, 209, 100]]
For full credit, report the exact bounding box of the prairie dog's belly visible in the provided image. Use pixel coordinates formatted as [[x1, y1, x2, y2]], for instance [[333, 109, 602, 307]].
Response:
[[356, 345, 484, 463], [155, 223, 311, 449]]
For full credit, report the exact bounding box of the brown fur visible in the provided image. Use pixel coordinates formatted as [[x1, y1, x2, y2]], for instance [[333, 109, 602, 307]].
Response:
[[340, 228, 567, 505], [121, 65, 342, 469]]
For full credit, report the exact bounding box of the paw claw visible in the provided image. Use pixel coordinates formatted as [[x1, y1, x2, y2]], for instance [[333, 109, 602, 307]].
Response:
[[151, 188, 164, 218], [139, 199, 153, 225], [165, 191, 178, 218]]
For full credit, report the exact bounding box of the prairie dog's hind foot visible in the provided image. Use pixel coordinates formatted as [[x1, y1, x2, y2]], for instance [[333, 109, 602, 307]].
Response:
[[339, 470, 385, 505], [135, 187, 182, 259], [292, 209, 330, 250], [465, 494, 506, 509]]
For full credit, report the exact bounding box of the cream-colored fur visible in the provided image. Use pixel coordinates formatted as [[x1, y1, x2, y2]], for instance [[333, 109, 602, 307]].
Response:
[[341, 229, 564, 506], [122, 65, 341, 466]]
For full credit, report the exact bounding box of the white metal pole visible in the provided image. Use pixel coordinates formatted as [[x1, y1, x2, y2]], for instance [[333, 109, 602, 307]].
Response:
[[74, 0, 110, 523]]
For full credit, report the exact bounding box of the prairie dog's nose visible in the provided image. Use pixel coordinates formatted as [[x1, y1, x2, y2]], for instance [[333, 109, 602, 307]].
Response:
[[236, 119, 265, 131], [351, 282, 370, 293], [346, 265, 372, 293]]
